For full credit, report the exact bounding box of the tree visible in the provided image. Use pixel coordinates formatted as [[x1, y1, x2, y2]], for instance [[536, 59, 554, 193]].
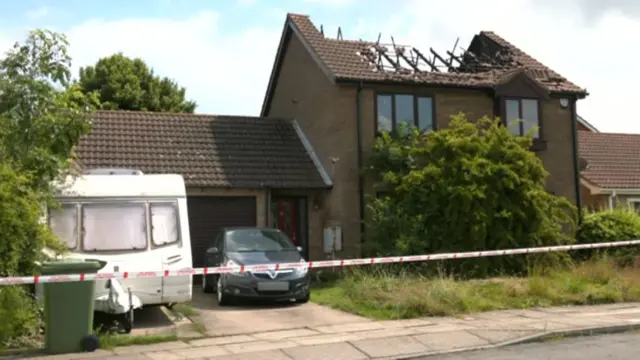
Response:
[[0, 29, 93, 344], [77, 53, 196, 113], [364, 114, 576, 276]]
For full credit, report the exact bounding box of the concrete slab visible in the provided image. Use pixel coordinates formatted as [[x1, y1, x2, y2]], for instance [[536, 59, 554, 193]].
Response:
[[284, 342, 368, 360], [290, 332, 362, 346], [144, 352, 182, 360], [312, 322, 384, 334], [351, 335, 430, 358], [411, 323, 477, 333], [209, 350, 293, 360], [469, 329, 540, 344], [188, 335, 255, 347], [252, 328, 320, 340], [113, 342, 190, 355], [223, 340, 298, 354], [413, 330, 489, 351], [170, 345, 229, 359], [189, 292, 369, 337]]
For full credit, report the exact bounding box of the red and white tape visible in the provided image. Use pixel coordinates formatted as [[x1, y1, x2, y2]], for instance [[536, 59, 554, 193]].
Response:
[[2, 240, 640, 286]]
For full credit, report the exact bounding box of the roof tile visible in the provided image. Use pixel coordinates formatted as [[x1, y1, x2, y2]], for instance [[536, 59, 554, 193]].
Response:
[[76, 111, 329, 189], [579, 131, 640, 189]]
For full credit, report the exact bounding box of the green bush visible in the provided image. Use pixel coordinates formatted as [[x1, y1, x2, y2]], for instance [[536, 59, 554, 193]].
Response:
[[0, 287, 41, 349], [576, 207, 640, 265], [364, 114, 575, 277]]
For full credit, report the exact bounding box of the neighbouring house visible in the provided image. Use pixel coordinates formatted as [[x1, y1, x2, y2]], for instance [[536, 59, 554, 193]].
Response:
[[261, 13, 588, 258], [579, 130, 640, 211], [74, 110, 332, 268], [577, 115, 599, 133]]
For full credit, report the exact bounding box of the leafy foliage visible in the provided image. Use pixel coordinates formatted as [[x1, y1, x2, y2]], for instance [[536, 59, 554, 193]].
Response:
[[576, 207, 640, 265], [77, 53, 196, 113], [0, 29, 93, 345], [364, 114, 576, 276]]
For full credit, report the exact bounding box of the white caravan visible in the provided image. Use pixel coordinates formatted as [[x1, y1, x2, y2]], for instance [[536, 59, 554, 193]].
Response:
[[41, 169, 193, 307]]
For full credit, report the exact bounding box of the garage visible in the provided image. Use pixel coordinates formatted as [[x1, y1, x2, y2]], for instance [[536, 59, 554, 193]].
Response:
[[187, 196, 257, 270]]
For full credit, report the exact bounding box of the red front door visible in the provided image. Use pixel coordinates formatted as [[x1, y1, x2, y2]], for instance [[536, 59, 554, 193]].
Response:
[[272, 198, 298, 245]]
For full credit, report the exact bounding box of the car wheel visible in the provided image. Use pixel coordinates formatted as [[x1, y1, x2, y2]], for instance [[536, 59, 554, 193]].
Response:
[[216, 276, 232, 306], [297, 292, 310, 304], [202, 275, 214, 294]]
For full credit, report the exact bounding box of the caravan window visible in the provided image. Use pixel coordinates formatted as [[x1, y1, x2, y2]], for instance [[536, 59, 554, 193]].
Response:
[[49, 204, 78, 249], [150, 202, 180, 246], [82, 203, 147, 251]]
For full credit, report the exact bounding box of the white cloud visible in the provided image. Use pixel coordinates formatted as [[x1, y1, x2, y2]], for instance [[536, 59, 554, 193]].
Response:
[[364, 0, 639, 133], [1, 1, 638, 134], [303, 0, 356, 6], [63, 10, 280, 116], [26, 6, 49, 21]]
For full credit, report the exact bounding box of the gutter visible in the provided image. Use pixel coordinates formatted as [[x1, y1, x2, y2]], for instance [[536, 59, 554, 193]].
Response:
[[356, 82, 365, 239], [570, 97, 583, 224]]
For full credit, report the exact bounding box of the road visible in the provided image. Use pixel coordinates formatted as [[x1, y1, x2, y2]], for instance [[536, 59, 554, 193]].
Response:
[[419, 332, 640, 360]]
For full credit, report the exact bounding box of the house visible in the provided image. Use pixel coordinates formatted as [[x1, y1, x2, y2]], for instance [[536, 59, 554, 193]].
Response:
[[261, 13, 588, 258], [577, 115, 599, 133], [75, 110, 332, 268], [579, 131, 640, 211]]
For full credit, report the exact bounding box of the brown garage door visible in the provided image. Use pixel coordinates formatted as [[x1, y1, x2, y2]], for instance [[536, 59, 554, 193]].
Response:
[[187, 196, 257, 270]]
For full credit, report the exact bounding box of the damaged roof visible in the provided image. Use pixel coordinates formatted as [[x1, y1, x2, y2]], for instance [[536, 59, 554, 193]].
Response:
[[75, 110, 331, 189], [579, 131, 640, 189], [263, 13, 587, 115]]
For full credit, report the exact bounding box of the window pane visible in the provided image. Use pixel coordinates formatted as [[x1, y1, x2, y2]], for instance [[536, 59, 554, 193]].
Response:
[[506, 99, 521, 135], [376, 95, 392, 132], [82, 203, 147, 251], [417, 97, 434, 131], [521, 99, 539, 138], [395, 95, 414, 130], [226, 229, 295, 252], [49, 205, 78, 249], [151, 203, 179, 246]]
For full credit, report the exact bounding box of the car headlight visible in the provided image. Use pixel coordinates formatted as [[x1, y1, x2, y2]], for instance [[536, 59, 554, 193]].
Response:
[[226, 260, 249, 277], [295, 261, 309, 276]]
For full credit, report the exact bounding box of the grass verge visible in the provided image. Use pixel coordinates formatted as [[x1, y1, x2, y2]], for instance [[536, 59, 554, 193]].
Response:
[[311, 258, 640, 320], [99, 333, 178, 349]]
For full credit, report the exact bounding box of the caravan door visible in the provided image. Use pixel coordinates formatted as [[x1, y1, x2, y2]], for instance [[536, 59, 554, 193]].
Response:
[[151, 199, 193, 304]]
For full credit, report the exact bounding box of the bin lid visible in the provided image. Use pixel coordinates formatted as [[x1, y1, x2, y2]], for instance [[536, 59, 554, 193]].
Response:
[[41, 258, 107, 274]]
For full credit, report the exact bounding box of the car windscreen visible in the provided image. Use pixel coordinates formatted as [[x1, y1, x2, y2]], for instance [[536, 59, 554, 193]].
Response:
[[225, 229, 296, 252]]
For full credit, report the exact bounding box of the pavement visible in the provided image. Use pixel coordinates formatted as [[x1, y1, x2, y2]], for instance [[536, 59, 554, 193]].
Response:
[[420, 331, 640, 359], [11, 301, 640, 360]]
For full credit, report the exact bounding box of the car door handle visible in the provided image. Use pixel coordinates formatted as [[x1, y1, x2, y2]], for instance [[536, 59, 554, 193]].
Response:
[[164, 254, 182, 265]]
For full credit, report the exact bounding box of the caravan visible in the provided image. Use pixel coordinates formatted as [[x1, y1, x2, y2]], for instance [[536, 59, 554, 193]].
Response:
[[41, 169, 193, 307]]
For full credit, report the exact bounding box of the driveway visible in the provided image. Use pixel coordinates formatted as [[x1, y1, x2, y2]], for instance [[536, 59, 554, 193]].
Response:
[[189, 290, 371, 336]]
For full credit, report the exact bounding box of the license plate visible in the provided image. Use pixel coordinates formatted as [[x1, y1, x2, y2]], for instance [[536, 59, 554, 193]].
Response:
[[257, 281, 289, 291]]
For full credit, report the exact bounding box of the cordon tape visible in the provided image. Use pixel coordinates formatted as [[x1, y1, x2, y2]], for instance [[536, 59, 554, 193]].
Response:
[[2, 240, 640, 285]]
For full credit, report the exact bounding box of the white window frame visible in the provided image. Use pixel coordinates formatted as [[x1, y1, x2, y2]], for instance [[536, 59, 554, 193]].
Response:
[[627, 198, 640, 212]]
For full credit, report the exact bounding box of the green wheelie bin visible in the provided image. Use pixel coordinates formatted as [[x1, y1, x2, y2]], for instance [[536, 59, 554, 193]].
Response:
[[41, 259, 106, 354]]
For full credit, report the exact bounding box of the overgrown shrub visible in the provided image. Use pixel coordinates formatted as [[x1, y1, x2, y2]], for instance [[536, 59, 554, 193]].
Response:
[[0, 29, 93, 347], [576, 207, 640, 265], [364, 114, 575, 277]]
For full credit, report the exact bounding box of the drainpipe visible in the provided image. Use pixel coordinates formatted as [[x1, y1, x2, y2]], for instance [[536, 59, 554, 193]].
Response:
[[355, 82, 365, 240], [608, 191, 616, 210], [570, 97, 583, 224], [264, 187, 271, 227]]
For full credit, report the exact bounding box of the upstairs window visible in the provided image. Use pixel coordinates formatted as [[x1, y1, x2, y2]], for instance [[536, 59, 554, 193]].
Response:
[[376, 94, 434, 133], [505, 98, 540, 138]]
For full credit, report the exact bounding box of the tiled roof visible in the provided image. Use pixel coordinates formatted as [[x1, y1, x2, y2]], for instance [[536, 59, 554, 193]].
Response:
[[286, 13, 586, 95], [75, 110, 330, 188], [579, 132, 640, 189]]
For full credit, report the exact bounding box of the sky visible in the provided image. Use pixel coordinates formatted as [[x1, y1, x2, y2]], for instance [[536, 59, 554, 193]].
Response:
[[1, 0, 639, 133]]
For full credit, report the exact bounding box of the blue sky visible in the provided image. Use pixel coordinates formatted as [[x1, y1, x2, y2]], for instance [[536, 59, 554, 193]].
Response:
[[2, 0, 640, 133]]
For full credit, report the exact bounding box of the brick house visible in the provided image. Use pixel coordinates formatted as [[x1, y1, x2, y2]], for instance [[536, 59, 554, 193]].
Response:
[[75, 111, 332, 269], [261, 13, 588, 258]]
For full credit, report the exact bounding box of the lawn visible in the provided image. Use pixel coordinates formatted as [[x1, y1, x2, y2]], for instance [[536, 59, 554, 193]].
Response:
[[311, 259, 640, 320]]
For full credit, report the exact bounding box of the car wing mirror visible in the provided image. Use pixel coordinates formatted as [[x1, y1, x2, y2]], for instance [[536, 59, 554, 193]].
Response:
[[296, 246, 303, 253], [206, 247, 219, 254]]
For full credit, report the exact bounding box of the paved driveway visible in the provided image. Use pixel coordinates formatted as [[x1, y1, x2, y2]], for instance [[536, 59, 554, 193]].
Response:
[[189, 290, 371, 336]]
